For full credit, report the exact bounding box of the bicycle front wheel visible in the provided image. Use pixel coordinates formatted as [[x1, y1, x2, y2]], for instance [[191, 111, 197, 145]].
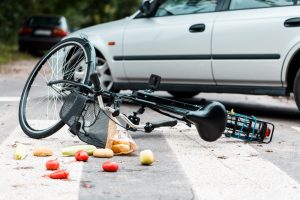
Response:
[[19, 37, 96, 139]]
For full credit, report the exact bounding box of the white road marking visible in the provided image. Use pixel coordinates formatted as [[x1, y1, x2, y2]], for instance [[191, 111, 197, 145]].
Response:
[[0, 97, 20, 102], [0, 123, 84, 200], [161, 123, 300, 200], [2, 121, 300, 200], [292, 126, 300, 132]]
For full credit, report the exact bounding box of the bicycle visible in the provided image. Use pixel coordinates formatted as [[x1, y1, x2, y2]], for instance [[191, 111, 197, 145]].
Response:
[[18, 37, 274, 147]]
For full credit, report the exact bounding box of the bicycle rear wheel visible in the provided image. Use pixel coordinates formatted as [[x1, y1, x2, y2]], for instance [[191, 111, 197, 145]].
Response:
[[19, 37, 96, 139]]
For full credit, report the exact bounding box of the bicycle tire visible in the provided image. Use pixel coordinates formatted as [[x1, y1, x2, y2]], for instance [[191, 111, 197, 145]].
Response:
[[19, 37, 96, 139]]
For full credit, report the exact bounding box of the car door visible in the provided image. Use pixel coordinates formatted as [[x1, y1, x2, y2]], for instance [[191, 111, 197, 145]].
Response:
[[122, 0, 221, 86], [212, 0, 298, 87]]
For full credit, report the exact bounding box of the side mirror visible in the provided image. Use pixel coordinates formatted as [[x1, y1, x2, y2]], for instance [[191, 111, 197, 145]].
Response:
[[139, 0, 152, 17]]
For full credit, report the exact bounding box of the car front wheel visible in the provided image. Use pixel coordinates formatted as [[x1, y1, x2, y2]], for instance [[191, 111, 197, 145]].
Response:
[[294, 69, 300, 111], [96, 57, 119, 92]]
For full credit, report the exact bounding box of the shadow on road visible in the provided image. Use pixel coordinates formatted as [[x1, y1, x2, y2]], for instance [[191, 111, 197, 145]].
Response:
[[222, 101, 300, 119], [172, 97, 300, 120], [121, 91, 299, 120]]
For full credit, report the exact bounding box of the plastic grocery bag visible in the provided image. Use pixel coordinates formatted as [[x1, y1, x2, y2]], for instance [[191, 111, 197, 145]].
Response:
[[105, 117, 137, 155]]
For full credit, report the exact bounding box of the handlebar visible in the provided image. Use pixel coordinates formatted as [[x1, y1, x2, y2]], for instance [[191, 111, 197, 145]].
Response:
[[90, 72, 102, 92], [48, 80, 92, 93]]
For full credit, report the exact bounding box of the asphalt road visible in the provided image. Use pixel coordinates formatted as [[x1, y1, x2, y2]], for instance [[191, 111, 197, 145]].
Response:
[[0, 61, 300, 200]]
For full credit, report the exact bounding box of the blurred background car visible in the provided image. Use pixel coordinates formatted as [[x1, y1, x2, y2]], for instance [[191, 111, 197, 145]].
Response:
[[18, 15, 69, 53]]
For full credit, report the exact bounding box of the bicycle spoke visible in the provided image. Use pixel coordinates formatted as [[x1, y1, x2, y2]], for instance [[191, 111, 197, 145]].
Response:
[[19, 38, 94, 138], [23, 42, 89, 131]]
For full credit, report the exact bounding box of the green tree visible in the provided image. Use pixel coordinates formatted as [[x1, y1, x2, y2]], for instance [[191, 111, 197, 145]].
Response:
[[0, 0, 140, 44]]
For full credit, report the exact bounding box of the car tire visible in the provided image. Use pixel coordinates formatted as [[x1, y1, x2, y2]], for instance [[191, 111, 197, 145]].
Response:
[[168, 91, 199, 98], [293, 69, 300, 111], [96, 56, 119, 92]]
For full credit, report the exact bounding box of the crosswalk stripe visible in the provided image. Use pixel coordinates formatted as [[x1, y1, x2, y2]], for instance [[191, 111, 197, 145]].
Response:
[[0, 124, 84, 200], [0, 97, 20, 102], [161, 123, 300, 200], [2, 122, 300, 200], [292, 126, 300, 132]]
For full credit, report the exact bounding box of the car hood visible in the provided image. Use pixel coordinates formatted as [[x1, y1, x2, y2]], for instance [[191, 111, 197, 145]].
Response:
[[68, 18, 130, 38]]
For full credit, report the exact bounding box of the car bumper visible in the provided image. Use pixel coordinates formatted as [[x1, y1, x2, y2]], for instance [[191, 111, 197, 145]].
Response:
[[18, 36, 62, 51]]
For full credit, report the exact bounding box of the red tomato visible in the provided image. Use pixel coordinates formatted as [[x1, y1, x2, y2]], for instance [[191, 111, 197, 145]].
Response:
[[102, 160, 119, 172], [46, 160, 60, 170], [75, 150, 89, 162], [49, 170, 69, 179]]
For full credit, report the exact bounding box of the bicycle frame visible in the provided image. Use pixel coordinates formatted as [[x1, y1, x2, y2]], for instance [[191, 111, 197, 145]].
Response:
[[50, 75, 227, 142], [49, 79, 200, 131], [49, 73, 275, 143]]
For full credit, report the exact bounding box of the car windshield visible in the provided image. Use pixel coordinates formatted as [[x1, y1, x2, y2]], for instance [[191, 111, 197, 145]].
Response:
[[27, 17, 61, 27]]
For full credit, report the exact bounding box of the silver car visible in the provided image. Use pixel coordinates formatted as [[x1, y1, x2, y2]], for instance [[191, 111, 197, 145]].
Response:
[[70, 0, 300, 110]]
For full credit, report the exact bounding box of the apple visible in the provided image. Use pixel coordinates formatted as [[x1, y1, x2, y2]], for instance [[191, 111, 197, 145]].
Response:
[[139, 149, 155, 165]]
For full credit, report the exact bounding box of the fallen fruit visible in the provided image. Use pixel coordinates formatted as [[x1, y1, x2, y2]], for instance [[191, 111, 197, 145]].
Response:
[[93, 148, 114, 158], [14, 144, 27, 160], [75, 150, 89, 162], [61, 145, 96, 156], [33, 146, 53, 157], [46, 160, 60, 170], [102, 160, 119, 172], [139, 150, 155, 165], [49, 169, 69, 179]]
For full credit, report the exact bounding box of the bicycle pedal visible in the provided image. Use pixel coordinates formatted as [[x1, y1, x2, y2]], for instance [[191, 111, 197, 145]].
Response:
[[128, 115, 140, 125]]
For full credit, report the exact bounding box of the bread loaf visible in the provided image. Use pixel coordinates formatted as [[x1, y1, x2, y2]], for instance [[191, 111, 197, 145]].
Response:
[[112, 139, 130, 146], [33, 147, 53, 157], [93, 148, 114, 158], [111, 144, 130, 154]]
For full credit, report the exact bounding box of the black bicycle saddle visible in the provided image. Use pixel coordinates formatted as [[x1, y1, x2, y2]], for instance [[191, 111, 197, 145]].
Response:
[[186, 101, 227, 142]]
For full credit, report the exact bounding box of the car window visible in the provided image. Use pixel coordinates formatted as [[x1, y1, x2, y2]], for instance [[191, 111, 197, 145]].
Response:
[[27, 17, 61, 27], [155, 0, 218, 17], [229, 0, 294, 10]]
